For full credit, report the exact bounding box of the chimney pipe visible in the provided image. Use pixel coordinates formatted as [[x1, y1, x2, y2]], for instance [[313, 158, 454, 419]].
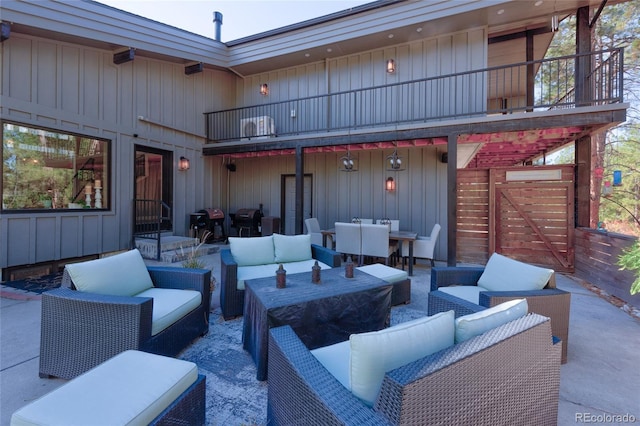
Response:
[[213, 11, 223, 41]]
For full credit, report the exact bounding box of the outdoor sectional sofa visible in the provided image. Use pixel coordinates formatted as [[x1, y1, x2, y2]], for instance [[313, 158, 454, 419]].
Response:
[[39, 249, 211, 379], [267, 302, 561, 425], [220, 234, 342, 320]]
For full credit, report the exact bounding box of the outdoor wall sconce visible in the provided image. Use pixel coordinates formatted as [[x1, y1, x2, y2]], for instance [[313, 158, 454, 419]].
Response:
[[178, 156, 190, 171], [386, 59, 396, 74], [386, 148, 405, 171], [385, 177, 396, 192], [260, 83, 269, 96], [340, 148, 357, 172]]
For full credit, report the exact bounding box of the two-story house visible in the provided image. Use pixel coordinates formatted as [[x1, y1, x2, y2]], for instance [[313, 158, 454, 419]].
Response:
[[0, 0, 629, 278]]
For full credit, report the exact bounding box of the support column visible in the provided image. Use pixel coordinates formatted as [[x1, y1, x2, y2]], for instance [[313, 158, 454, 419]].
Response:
[[447, 133, 458, 266], [295, 145, 304, 235], [575, 135, 592, 227]]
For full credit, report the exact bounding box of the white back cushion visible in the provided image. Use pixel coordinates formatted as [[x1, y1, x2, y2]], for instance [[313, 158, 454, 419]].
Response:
[[273, 233, 312, 263], [478, 253, 554, 291], [65, 249, 153, 296], [229, 235, 275, 266], [455, 299, 528, 343], [349, 310, 455, 406]]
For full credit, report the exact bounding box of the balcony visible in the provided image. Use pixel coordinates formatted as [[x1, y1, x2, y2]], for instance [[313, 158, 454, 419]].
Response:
[[205, 49, 624, 147]]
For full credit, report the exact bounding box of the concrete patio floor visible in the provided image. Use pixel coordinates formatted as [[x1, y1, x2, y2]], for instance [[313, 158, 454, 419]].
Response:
[[1, 249, 639, 425]]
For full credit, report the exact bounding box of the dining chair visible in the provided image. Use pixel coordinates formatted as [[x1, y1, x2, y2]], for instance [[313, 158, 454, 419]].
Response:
[[360, 223, 395, 266], [304, 217, 324, 247], [402, 223, 441, 267], [376, 219, 400, 264], [335, 222, 362, 264]]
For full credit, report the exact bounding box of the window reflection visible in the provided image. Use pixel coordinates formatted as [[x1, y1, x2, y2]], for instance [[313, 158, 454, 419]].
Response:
[[2, 122, 109, 210]]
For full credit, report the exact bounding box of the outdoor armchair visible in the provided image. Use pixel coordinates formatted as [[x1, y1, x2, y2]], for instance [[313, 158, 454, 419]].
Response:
[[267, 313, 561, 425], [39, 256, 211, 380], [428, 258, 571, 363]]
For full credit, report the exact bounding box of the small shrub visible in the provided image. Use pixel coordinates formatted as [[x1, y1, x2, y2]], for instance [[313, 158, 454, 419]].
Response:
[[181, 231, 212, 270], [618, 240, 640, 295]]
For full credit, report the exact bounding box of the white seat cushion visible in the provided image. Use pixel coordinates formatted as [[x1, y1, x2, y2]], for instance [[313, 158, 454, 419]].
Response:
[[10, 350, 198, 426], [313, 310, 455, 406], [311, 340, 351, 390], [65, 249, 153, 297], [478, 253, 554, 291], [455, 299, 529, 343], [135, 288, 202, 335], [356, 263, 408, 283], [439, 285, 488, 304]]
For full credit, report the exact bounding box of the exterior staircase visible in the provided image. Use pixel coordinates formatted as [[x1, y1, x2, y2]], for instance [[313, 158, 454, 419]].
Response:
[[135, 235, 219, 263]]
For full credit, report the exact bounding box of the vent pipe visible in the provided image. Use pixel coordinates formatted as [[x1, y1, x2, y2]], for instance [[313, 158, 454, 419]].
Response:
[[213, 12, 223, 41]]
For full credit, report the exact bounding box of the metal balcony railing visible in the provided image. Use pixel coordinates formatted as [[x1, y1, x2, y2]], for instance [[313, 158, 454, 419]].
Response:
[[205, 48, 623, 143]]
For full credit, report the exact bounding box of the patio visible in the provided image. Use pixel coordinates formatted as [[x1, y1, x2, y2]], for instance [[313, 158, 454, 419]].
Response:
[[1, 247, 639, 425]]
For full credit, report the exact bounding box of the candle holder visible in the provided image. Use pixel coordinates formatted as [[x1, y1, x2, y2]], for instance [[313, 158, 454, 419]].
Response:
[[311, 260, 321, 284], [345, 255, 354, 278], [94, 185, 102, 209], [276, 264, 286, 288]]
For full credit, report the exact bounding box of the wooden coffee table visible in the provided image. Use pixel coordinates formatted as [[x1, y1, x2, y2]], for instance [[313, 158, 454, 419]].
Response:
[[242, 267, 392, 380]]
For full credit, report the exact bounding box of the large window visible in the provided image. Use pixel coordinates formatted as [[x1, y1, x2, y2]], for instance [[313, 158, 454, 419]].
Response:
[[2, 122, 109, 211]]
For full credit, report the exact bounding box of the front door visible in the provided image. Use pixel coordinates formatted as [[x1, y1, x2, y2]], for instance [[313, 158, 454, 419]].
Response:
[[282, 174, 312, 235]]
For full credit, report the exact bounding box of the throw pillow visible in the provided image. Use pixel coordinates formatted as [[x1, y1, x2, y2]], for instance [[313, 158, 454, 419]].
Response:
[[65, 249, 153, 296], [349, 310, 455, 406], [477, 253, 554, 291], [273, 233, 312, 263], [229, 235, 275, 266], [455, 298, 528, 343]]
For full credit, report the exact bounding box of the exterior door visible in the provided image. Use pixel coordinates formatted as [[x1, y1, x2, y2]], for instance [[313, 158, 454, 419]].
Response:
[[134, 145, 174, 232], [282, 174, 312, 235]]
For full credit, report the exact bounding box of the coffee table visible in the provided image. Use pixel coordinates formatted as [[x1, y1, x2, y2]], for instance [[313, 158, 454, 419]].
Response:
[[242, 267, 392, 381]]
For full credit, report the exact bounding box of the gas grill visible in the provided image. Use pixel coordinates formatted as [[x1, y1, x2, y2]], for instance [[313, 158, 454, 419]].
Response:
[[189, 208, 226, 242], [230, 207, 263, 237]]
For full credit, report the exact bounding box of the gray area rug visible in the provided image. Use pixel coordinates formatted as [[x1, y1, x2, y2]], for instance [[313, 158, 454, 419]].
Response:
[[179, 267, 432, 425]]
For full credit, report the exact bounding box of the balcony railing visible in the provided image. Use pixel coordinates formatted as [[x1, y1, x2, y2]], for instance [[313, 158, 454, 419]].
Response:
[[205, 48, 623, 143]]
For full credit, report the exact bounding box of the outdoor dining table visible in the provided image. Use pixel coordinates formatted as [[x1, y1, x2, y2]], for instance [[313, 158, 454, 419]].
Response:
[[242, 267, 392, 381], [321, 228, 419, 276]]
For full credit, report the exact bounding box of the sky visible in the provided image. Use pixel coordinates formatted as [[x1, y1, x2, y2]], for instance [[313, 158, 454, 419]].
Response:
[[96, 0, 371, 42]]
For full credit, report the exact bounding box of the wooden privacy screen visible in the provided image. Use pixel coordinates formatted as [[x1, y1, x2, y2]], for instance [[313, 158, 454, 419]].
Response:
[[457, 165, 575, 272]]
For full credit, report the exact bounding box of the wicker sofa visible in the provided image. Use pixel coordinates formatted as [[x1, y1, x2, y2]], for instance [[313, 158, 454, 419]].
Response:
[[428, 254, 571, 363], [267, 312, 561, 425], [220, 234, 342, 320], [39, 249, 211, 379]]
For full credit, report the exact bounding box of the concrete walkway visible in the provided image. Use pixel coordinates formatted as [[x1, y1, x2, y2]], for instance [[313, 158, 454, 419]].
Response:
[[1, 251, 639, 425]]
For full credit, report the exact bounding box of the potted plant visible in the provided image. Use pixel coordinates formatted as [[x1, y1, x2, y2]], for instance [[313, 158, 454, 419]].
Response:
[[618, 240, 640, 295]]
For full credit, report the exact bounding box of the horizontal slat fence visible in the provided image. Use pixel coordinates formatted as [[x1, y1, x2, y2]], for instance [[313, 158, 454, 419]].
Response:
[[457, 169, 490, 265], [574, 228, 639, 306]]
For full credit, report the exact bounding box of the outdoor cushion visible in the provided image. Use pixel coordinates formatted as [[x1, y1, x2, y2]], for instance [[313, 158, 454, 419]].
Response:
[[273, 233, 312, 263], [477, 253, 554, 291], [229, 235, 275, 266], [11, 350, 198, 426], [65, 249, 153, 297], [439, 285, 487, 304], [236, 259, 332, 290], [135, 288, 202, 336], [310, 339, 351, 391], [356, 263, 408, 283], [313, 310, 455, 406], [455, 299, 528, 343]]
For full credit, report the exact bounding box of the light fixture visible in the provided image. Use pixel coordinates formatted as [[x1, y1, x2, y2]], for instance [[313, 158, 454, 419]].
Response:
[[178, 156, 190, 171], [386, 148, 405, 171], [386, 59, 396, 74], [260, 83, 269, 96], [185, 62, 203, 75], [385, 177, 396, 192], [340, 148, 357, 172], [113, 48, 135, 65], [551, 15, 559, 32]]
